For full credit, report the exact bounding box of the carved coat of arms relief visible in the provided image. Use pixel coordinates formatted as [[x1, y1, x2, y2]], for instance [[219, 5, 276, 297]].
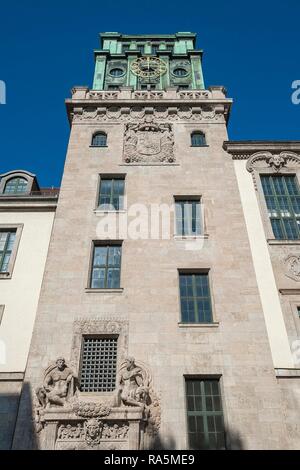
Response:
[[123, 117, 175, 164]]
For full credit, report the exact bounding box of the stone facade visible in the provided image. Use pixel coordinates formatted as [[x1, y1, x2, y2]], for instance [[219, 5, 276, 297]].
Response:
[[8, 32, 300, 450]]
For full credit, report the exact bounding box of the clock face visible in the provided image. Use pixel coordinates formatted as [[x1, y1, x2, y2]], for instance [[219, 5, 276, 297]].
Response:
[[130, 56, 167, 79]]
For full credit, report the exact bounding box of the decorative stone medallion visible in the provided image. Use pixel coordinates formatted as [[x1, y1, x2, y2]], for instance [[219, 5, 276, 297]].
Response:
[[284, 254, 300, 281]]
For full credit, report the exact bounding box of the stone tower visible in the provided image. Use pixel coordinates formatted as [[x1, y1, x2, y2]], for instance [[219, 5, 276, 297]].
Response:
[[12, 32, 298, 450]]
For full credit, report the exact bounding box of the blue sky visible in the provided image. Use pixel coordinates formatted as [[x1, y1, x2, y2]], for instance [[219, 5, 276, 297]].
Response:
[[0, 0, 299, 187]]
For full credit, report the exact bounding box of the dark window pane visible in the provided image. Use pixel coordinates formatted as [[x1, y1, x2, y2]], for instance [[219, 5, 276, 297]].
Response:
[[186, 379, 225, 450], [92, 133, 107, 147], [191, 132, 206, 147], [261, 175, 300, 239], [4, 177, 28, 194], [91, 245, 121, 289]]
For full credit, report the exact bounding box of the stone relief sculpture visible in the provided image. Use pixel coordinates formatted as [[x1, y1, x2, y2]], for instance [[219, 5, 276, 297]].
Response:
[[117, 356, 150, 409], [284, 254, 300, 281], [36, 357, 77, 408], [123, 117, 174, 164], [34, 353, 160, 449]]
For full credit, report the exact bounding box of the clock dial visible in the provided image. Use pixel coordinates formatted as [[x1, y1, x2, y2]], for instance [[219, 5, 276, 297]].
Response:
[[131, 56, 167, 79]]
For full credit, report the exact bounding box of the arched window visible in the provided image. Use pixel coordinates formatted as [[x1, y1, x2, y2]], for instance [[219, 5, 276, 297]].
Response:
[[191, 132, 206, 147], [4, 177, 28, 194], [91, 132, 107, 147]]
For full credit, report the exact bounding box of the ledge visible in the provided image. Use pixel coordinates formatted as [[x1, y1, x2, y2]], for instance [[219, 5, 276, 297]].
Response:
[[0, 372, 24, 381], [178, 322, 219, 328], [0, 272, 11, 279], [173, 234, 209, 240], [93, 209, 126, 214], [275, 368, 300, 378], [279, 289, 300, 295], [85, 288, 124, 294], [268, 239, 300, 245]]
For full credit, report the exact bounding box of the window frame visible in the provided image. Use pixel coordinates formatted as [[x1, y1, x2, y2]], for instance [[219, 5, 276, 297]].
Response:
[[3, 177, 28, 195], [88, 241, 123, 291], [184, 375, 226, 450], [174, 197, 202, 237], [191, 131, 207, 148], [97, 175, 125, 211], [0, 224, 23, 279], [91, 132, 108, 148], [178, 270, 215, 325], [79, 334, 118, 393], [260, 174, 300, 240]]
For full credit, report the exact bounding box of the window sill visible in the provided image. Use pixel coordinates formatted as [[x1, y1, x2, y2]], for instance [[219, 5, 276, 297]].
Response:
[[190, 145, 209, 148], [267, 239, 300, 245], [178, 322, 219, 328], [85, 288, 124, 294], [94, 209, 126, 214], [173, 234, 209, 240], [0, 272, 12, 279], [89, 145, 108, 148]]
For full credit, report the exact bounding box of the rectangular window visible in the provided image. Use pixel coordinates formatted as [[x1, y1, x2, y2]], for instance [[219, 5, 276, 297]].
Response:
[[107, 85, 119, 90], [186, 378, 225, 449], [175, 199, 201, 236], [98, 177, 125, 210], [137, 45, 144, 54], [178, 85, 189, 90], [122, 43, 130, 53], [152, 44, 159, 55], [90, 244, 122, 289], [179, 273, 212, 323], [79, 336, 118, 392], [0, 230, 16, 273], [261, 175, 300, 240]]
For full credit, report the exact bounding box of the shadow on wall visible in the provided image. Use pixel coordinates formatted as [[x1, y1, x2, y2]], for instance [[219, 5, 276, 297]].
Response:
[[11, 381, 38, 450], [145, 426, 244, 450]]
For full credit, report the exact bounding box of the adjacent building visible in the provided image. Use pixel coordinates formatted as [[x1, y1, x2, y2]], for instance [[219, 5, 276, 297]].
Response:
[[5, 32, 300, 450], [0, 171, 58, 449]]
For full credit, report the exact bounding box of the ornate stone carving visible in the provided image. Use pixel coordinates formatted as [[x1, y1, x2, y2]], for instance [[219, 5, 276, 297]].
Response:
[[102, 423, 129, 439], [35, 358, 77, 433], [36, 358, 77, 409], [116, 357, 161, 436], [84, 418, 103, 447], [246, 151, 300, 188], [123, 117, 174, 164], [71, 104, 225, 123], [73, 401, 111, 418], [57, 423, 84, 440], [284, 254, 300, 281]]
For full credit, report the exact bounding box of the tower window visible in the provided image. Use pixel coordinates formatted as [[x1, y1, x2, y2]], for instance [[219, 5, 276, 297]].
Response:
[[173, 68, 188, 77], [186, 378, 225, 449], [90, 243, 122, 289], [91, 132, 107, 147], [191, 132, 206, 147], [79, 336, 118, 392], [152, 45, 159, 55], [0, 230, 16, 273], [109, 68, 124, 77], [261, 175, 300, 240], [137, 45, 144, 54], [4, 177, 28, 194], [98, 177, 125, 210], [179, 272, 212, 324]]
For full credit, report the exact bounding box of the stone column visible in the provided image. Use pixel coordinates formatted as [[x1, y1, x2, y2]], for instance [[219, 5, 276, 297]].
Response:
[[128, 420, 140, 450]]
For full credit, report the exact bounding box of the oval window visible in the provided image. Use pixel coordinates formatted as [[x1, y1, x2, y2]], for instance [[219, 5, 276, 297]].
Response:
[[173, 68, 188, 77], [109, 68, 124, 77]]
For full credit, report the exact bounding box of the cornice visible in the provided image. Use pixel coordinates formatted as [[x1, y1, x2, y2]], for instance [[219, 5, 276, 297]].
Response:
[[223, 141, 300, 159]]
